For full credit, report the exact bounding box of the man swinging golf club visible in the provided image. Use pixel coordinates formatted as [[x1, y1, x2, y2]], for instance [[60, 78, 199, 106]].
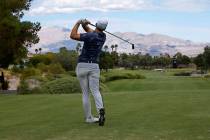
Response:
[[70, 19, 107, 126]]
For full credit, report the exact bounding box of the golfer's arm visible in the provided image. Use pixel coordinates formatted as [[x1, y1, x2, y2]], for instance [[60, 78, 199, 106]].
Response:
[[70, 22, 80, 41], [82, 24, 94, 32]]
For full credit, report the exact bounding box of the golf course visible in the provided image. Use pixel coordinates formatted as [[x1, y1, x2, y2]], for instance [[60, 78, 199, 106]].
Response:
[[0, 69, 210, 140]]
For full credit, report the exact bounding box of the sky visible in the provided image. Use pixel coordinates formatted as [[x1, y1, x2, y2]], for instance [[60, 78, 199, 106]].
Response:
[[23, 0, 210, 42]]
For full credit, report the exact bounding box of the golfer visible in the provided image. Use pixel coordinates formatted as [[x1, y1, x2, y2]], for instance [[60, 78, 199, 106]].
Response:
[[70, 19, 107, 126]]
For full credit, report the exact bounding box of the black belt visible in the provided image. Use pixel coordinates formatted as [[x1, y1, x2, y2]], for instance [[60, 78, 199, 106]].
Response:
[[79, 60, 98, 64]]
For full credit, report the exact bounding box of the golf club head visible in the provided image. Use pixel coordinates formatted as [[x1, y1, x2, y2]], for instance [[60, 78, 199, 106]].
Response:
[[132, 44, 135, 50]]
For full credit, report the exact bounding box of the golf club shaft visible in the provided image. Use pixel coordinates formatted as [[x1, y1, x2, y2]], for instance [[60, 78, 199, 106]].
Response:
[[89, 23, 134, 46]]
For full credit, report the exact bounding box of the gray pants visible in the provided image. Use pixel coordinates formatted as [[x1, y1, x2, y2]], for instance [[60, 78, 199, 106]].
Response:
[[76, 63, 104, 119]]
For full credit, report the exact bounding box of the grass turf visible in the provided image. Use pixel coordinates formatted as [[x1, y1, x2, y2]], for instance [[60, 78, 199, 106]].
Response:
[[0, 69, 210, 140]]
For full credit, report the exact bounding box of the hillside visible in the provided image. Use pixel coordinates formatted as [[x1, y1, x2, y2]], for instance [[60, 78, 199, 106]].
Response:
[[31, 26, 209, 56]]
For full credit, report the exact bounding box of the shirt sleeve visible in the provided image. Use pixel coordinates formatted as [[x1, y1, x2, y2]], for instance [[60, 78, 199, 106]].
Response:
[[80, 33, 91, 42]]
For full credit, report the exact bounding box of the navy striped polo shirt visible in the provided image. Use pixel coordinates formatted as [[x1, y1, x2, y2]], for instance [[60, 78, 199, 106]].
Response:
[[78, 31, 106, 63]]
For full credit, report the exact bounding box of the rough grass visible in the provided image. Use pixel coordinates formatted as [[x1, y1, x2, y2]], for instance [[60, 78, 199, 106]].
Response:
[[0, 69, 210, 140]]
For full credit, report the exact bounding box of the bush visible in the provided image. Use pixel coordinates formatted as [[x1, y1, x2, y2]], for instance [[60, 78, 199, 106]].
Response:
[[11, 66, 22, 73], [37, 63, 65, 75], [41, 77, 81, 94], [21, 67, 41, 79], [68, 71, 76, 77], [104, 72, 145, 82], [204, 74, 210, 78], [100, 75, 106, 83], [18, 80, 30, 94], [174, 72, 191, 76]]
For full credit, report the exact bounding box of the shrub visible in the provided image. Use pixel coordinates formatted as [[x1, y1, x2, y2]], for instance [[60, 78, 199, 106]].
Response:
[[21, 67, 41, 79], [37, 63, 65, 75], [204, 74, 210, 78], [100, 75, 106, 83], [174, 72, 191, 76], [29, 54, 53, 67], [68, 71, 77, 77], [41, 77, 81, 94], [18, 80, 30, 94], [11, 66, 22, 73], [100, 82, 108, 92], [104, 72, 145, 82]]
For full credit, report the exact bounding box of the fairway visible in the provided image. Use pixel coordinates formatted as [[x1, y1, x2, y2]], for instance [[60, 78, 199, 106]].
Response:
[[0, 70, 210, 140]]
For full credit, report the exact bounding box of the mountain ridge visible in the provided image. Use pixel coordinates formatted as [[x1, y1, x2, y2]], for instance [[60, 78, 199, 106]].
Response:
[[30, 26, 209, 56]]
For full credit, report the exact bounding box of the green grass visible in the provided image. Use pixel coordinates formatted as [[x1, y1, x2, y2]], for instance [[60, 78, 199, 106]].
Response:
[[0, 69, 210, 140], [106, 69, 210, 92]]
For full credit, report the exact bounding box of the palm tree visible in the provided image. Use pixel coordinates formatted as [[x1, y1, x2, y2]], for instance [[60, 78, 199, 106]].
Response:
[[104, 45, 108, 52], [114, 44, 118, 52], [39, 48, 42, 54], [111, 45, 115, 52], [35, 49, 38, 54], [76, 43, 82, 53]]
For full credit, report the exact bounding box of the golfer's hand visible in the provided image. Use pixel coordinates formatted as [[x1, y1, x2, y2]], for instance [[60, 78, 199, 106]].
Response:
[[77, 19, 83, 24], [81, 19, 91, 25]]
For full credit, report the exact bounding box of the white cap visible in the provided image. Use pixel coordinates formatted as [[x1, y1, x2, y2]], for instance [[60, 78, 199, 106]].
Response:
[[96, 20, 108, 31]]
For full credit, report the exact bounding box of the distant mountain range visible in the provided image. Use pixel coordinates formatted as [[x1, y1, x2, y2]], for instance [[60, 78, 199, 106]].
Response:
[[30, 26, 209, 56]]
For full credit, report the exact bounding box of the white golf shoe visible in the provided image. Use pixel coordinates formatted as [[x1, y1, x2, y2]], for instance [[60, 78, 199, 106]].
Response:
[[85, 117, 99, 123]]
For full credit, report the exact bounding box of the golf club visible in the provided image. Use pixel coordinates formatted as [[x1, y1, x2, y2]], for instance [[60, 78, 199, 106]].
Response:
[[89, 23, 135, 50]]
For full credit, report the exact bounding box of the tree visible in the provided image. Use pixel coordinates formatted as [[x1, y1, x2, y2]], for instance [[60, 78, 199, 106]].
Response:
[[181, 55, 191, 65], [111, 51, 119, 67], [39, 48, 42, 54], [0, 0, 41, 68], [56, 47, 78, 71], [29, 54, 54, 67], [114, 44, 118, 52], [104, 45, 108, 52], [111, 45, 115, 52], [174, 52, 182, 65], [99, 52, 114, 71], [174, 52, 191, 66], [35, 49, 38, 54], [119, 53, 128, 67], [194, 54, 205, 70], [203, 46, 210, 69], [194, 46, 210, 71], [76, 43, 82, 53]]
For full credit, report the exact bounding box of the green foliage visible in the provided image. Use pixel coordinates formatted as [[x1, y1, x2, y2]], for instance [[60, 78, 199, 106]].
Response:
[[194, 46, 210, 71], [103, 71, 145, 82], [68, 71, 77, 77], [37, 63, 65, 75], [203, 46, 210, 69], [99, 52, 114, 70], [28, 48, 78, 71], [41, 77, 81, 94], [11, 65, 22, 73], [0, 0, 41, 68], [174, 52, 191, 67], [56, 47, 78, 71], [21, 67, 41, 79], [194, 54, 205, 69], [204, 74, 210, 78], [29, 53, 55, 66], [174, 72, 191, 76], [18, 80, 30, 94], [108, 51, 173, 69]]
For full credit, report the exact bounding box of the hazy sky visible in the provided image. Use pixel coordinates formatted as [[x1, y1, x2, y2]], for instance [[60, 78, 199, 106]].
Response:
[[24, 0, 210, 42]]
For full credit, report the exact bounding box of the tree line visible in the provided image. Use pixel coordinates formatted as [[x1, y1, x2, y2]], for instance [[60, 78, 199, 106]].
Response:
[[99, 48, 191, 70], [2, 43, 210, 73]]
